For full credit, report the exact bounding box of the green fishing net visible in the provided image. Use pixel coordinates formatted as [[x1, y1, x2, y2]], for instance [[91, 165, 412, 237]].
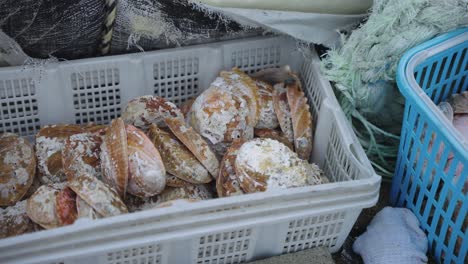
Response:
[[321, 0, 468, 179]]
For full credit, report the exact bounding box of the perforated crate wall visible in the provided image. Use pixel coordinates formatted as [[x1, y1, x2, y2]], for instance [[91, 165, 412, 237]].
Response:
[[0, 36, 379, 264], [394, 93, 467, 263], [281, 211, 345, 254], [322, 122, 361, 182], [392, 29, 467, 264], [71, 68, 121, 125], [414, 43, 466, 104], [0, 77, 40, 136], [106, 243, 163, 264], [153, 57, 200, 106], [301, 61, 326, 133], [229, 46, 281, 74], [195, 228, 255, 264]]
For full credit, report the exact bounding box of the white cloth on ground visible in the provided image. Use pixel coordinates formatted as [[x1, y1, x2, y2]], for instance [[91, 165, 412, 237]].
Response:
[[353, 207, 428, 264]]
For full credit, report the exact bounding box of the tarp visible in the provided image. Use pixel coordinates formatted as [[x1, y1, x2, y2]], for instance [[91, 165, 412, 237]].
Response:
[[190, 0, 372, 46]]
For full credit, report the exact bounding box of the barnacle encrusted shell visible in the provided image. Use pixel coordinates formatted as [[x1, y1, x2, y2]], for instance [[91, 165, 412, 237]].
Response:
[[26, 183, 65, 229], [121, 95, 184, 130], [126, 125, 166, 197], [254, 128, 294, 150], [0, 200, 35, 238], [63, 131, 104, 181], [235, 138, 322, 193], [255, 80, 279, 129], [100, 118, 128, 198], [287, 80, 313, 161], [273, 84, 294, 144], [165, 117, 219, 178], [0, 133, 36, 206], [216, 139, 245, 197], [68, 174, 128, 217], [148, 124, 211, 184], [220, 68, 260, 127], [187, 80, 253, 146], [35, 124, 84, 184]]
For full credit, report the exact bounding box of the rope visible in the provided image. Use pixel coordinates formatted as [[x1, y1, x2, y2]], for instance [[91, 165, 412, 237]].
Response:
[[321, 0, 467, 178], [99, 0, 117, 55]]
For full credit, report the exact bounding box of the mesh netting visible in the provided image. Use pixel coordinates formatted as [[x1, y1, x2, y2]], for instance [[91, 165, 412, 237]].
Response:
[[0, 0, 260, 60], [0, 0, 106, 59], [111, 0, 260, 54]]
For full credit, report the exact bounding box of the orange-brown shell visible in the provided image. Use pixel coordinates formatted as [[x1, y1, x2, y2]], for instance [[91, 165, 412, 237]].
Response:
[[0, 133, 36, 206], [165, 117, 219, 178], [126, 125, 166, 197], [273, 84, 294, 145], [287, 81, 313, 161], [63, 132, 103, 181], [216, 139, 246, 197], [121, 95, 184, 130], [26, 183, 64, 229], [68, 174, 128, 217], [187, 83, 253, 146], [100, 118, 128, 198], [148, 124, 211, 184], [36, 124, 85, 139], [0, 200, 35, 238], [35, 124, 84, 184], [55, 186, 78, 226], [255, 80, 279, 129], [254, 128, 294, 150], [221, 68, 260, 127], [235, 139, 319, 193], [84, 124, 108, 134]]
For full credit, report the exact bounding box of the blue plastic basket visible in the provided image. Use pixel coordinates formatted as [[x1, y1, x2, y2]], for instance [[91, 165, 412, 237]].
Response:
[[391, 28, 468, 264]]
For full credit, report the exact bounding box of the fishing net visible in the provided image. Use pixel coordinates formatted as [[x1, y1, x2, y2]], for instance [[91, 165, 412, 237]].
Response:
[[111, 0, 260, 54], [0, 0, 260, 61], [0, 0, 106, 60]]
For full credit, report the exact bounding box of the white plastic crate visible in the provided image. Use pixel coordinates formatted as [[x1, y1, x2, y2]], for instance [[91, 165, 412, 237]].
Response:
[[0, 36, 381, 264]]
